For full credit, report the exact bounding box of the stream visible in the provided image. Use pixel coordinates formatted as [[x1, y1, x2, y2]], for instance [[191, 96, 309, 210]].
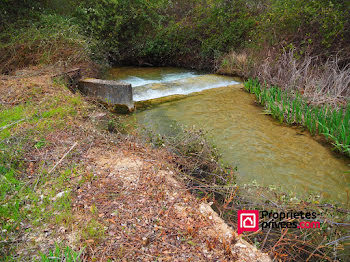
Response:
[[107, 67, 350, 206]]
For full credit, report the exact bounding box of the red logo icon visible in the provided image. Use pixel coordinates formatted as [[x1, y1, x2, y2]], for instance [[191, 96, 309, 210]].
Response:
[[237, 210, 259, 234]]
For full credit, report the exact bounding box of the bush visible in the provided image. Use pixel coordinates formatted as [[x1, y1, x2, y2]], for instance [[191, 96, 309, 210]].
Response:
[[75, 0, 167, 64], [0, 13, 91, 73], [254, 0, 349, 56], [143, 125, 233, 186], [75, 0, 255, 69]]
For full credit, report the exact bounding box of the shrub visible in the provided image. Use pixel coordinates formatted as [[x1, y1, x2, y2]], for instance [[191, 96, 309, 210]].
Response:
[[254, 0, 349, 56], [75, 0, 167, 64], [0, 13, 90, 73], [143, 125, 233, 186], [74, 0, 255, 69]]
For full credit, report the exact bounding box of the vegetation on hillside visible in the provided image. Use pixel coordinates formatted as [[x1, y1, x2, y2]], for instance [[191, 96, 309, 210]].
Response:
[[1, 0, 350, 73], [0, 14, 90, 74], [1, 0, 349, 102]]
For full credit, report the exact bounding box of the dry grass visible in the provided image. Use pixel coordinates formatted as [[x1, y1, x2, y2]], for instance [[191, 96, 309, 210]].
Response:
[[257, 50, 350, 105], [217, 49, 350, 106], [0, 39, 90, 75], [216, 50, 256, 78], [0, 14, 92, 75]]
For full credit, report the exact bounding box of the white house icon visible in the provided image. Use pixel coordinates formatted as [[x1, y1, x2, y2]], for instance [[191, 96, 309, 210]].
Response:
[[240, 214, 256, 228]]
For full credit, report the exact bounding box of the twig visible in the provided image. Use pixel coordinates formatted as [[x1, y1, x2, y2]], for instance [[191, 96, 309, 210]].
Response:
[[0, 239, 21, 243], [325, 235, 350, 246], [272, 228, 289, 251], [260, 193, 282, 209], [306, 238, 326, 261], [0, 119, 24, 131], [261, 223, 272, 250], [33, 150, 48, 191], [48, 142, 78, 174]]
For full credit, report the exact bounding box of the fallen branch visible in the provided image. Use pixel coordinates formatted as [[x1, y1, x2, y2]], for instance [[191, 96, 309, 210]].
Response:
[[0, 119, 25, 131], [326, 235, 350, 246], [48, 142, 78, 174]]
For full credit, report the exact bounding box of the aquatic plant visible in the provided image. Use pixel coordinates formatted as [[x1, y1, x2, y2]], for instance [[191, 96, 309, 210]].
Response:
[[244, 78, 350, 156]]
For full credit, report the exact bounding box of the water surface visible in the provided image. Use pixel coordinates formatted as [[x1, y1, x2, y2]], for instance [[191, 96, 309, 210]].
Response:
[[108, 67, 350, 206]]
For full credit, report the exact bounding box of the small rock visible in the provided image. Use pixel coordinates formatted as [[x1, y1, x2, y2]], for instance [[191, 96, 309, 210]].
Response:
[[53, 191, 67, 201]]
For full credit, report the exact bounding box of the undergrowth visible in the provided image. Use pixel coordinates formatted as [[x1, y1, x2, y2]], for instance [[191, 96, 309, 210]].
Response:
[[244, 78, 350, 156], [221, 182, 350, 261], [0, 13, 90, 74], [142, 125, 233, 186]]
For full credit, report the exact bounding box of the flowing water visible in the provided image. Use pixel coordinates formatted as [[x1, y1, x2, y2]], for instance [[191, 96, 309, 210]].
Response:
[[107, 67, 350, 206]]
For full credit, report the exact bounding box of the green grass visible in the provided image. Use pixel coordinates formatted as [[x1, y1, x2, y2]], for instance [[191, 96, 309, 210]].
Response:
[[80, 219, 105, 242], [0, 85, 86, 259], [244, 78, 350, 156], [37, 244, 84, 262], [0, 145, 78, 258]]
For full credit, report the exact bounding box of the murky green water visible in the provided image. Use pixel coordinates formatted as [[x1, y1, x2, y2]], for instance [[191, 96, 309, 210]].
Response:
[[108, 67, 350, 206]]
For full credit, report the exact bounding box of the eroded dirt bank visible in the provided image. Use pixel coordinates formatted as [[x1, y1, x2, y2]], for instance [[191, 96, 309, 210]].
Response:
[[0, 67, 269, 261], [76, 144, 270, 261]]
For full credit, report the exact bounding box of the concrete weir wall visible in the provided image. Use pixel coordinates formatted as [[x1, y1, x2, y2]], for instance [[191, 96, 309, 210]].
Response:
[[78, 78, 134, 110]]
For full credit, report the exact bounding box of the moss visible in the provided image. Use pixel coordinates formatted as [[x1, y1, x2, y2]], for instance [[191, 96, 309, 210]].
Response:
[[112, 104, 132, 114]]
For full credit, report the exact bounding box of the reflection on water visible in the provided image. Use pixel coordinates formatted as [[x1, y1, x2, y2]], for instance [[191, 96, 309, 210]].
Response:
[[108, 67, 350, 206]]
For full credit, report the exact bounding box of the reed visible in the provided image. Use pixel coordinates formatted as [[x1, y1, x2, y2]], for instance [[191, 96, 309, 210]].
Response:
[[244, 79, 350, 156]]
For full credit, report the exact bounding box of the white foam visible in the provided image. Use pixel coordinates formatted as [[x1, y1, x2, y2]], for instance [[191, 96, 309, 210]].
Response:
[[123, 72, 198, 87], [133, 76, 239, 101]]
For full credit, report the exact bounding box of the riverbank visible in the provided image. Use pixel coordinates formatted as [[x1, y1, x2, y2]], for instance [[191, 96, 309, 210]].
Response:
[[0, 66, 270, 261]]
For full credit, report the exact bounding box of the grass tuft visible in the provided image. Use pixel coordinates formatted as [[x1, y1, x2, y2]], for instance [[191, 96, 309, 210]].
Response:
[[38, 244, 84, 262]]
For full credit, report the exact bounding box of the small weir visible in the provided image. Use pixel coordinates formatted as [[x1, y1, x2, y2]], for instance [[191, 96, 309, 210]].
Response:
[[107, 67, 350, 206]]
